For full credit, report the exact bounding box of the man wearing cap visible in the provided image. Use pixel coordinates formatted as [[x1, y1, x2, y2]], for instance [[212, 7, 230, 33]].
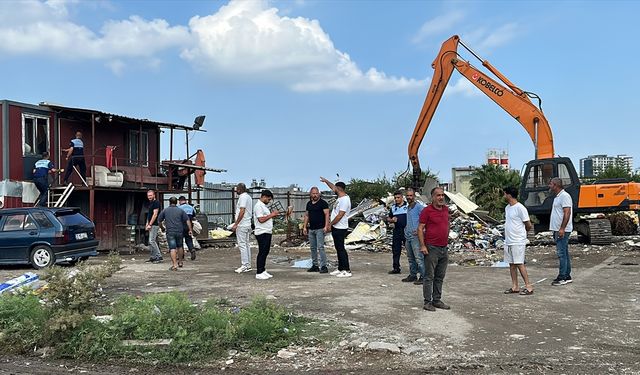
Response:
[[253, 190, 280, 280], [320, 177, 352, 278], [178, 196, 197, 261], [32, 152, 57, 207], [62, 131, 86, 184]]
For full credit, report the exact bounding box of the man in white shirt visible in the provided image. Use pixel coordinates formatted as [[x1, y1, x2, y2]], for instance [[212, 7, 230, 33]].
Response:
[[548, 177, 574, 286], [231, 183, 253, 273], [253, 190, 280, 280], [502, 186, 534, 295], [320, 177, 352, 278]]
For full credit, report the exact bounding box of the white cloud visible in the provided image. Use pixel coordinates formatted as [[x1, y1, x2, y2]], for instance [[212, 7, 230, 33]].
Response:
[[412, 11, 465, 44], [181, 0, 421, 92], [462, 23, 519, 53], [445, 77, 482, 97], [0, 0, 421, 92], [0, 0, 189, 62]]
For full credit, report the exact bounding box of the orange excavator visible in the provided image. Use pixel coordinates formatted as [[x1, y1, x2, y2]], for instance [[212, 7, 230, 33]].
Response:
[[409, 35, 640, 244]]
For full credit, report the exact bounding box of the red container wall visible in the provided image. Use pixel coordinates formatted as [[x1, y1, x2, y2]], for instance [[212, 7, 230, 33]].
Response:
[[8, 105, 24, 180]]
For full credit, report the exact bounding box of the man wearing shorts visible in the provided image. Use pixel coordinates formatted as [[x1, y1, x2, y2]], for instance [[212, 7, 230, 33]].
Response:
[[158, 197, 192, 271], [502, 186, 534, 295]]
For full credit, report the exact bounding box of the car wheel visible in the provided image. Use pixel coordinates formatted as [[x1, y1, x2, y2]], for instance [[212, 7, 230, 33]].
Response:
[[30, 245, 55, 269]]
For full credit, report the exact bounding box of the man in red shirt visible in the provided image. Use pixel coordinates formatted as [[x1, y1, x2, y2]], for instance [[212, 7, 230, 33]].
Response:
[[418, 187, 451, 312]]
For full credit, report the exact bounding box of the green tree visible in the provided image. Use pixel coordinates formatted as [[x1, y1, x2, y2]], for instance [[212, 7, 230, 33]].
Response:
[[346, 176, 394, 205], [469, 164, 521, 219], [596, 164, 632, 180]]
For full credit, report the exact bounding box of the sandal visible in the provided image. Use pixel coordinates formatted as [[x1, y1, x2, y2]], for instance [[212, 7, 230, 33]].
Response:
[[519, 289, 534, 295], [503, 288, 520, 294], [169, 266, 178, 271], [178, 261, 183, 268]]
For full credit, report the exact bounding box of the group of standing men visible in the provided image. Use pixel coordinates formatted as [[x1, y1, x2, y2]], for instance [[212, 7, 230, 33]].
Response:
[[229, 177, 353, 280]]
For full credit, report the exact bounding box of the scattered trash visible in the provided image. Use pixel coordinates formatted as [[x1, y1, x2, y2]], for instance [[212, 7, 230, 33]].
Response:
[[491, 261, 509, 268], [276, 349, 298, 359], [0, 273, 39, 294], [122, 339, 173, 347], [291, 258, 313, 268]]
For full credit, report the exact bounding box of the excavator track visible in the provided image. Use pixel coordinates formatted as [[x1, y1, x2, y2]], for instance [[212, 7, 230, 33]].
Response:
[[576, 218, 612, 245]]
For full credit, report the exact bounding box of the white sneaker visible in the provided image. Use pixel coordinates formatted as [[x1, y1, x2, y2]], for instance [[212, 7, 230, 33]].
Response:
[[336, 271, 352, 278], [235, 265, 252, 273], [330, 269, 342, 276], [264, 271, 273, 278], [256, 272, 270, 280]]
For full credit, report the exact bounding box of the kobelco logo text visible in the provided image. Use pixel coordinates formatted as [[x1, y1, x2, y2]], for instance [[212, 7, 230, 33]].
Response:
[[473, 74, 504, 97]]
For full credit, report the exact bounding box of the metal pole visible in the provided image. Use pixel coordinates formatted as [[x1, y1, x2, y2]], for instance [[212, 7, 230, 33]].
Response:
[[90, 114, 96, 221], [169, 127, 173, 187], [186, 130, 191, 198]]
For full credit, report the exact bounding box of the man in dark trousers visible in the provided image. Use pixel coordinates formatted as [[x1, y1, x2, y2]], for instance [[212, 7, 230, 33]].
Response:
[[32, 152, 57, 207], [387, 191, 407, 274], [253, 190, 280, 280], [418, 187, 451, 312], [158, 197, 192, 271], [302, 186, 330, 273], [320, 177, 352, 278], [62, 131, 86, 184]]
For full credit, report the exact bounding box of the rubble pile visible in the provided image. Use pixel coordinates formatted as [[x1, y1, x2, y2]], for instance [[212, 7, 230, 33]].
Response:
[[447, 205, 505, 266]]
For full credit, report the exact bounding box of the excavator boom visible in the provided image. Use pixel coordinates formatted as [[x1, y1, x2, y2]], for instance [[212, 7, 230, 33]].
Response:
[[408, 35, 554, 189]]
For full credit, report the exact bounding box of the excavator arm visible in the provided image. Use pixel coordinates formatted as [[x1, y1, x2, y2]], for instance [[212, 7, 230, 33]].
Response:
[[408, 35, 554, 189]]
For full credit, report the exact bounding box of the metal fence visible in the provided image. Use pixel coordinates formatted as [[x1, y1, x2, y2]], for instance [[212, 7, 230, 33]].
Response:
[[194, 185, 335, 237]]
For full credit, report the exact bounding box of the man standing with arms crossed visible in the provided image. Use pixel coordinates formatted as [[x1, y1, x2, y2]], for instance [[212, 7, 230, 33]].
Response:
[[549, 177, 574, 286], [145, 189, 162, 263], [387, 191, 407, 274], [231, 183, 253, 273], [402, 188, 425, 284], [303, 186, 330, 273], [418, 187, 451, 311], [502, 186, 534, 295], [320, 177, 352, 278]]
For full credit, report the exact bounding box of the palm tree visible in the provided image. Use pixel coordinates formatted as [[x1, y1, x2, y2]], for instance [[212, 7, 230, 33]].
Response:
[[470, 164, 521, 219]]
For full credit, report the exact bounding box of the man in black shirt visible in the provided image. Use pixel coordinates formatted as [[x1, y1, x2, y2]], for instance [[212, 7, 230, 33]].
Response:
[[145, 189, 162, 263], [303, 186, 330, 273]]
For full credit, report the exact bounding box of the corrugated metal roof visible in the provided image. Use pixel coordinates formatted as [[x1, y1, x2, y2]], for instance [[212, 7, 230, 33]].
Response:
[[40, 102, 203, 131]]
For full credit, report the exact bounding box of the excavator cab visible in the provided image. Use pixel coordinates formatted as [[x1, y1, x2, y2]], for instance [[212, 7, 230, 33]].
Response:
[[519, 157, 580, 230]]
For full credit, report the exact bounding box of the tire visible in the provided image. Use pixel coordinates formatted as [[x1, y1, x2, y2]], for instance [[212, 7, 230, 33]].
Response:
[[30, 245, 55, 269]]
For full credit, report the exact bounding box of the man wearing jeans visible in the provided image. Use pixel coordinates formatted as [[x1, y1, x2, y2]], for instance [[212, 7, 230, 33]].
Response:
[[303, 187, 330, 273], [402, 188, 425, 284], [145, 189, 162, 263], [231, 183, 253, 273], [419, 187, 451, 312], [548, 177, 574, 286]]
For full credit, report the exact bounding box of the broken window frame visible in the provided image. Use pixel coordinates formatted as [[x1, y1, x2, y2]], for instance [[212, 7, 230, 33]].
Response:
[[22, 114, 49, 156], [128, 130, 149, 167]]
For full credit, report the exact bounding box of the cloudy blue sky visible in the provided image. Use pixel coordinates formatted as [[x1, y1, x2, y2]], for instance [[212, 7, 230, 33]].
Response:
[[1, 0, 638, 189]]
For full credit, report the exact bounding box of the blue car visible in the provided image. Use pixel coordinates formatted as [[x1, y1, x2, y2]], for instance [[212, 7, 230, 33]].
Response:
[[0, 207, 99, 269]]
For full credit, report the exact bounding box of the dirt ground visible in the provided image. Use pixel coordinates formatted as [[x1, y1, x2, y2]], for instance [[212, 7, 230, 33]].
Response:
[[1, 238, 639, 374]]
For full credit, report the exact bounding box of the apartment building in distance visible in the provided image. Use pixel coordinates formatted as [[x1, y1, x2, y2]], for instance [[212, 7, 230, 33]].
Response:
[[579, 154, 634, 177]]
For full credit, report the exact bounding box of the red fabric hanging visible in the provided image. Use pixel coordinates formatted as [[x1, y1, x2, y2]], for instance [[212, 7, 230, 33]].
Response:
[[106, 146, 114, 169]]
